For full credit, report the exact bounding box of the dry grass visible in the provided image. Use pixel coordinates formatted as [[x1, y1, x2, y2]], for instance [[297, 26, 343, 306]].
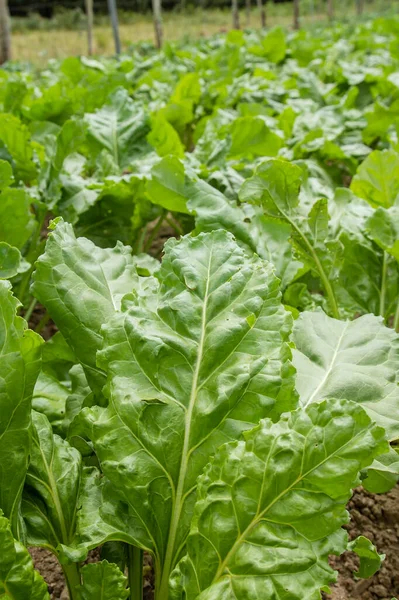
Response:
[[12, 3, 389, 63]]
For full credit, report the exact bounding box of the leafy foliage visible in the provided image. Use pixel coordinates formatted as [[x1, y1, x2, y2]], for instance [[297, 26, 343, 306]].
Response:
[[0, 13, 399, 600]]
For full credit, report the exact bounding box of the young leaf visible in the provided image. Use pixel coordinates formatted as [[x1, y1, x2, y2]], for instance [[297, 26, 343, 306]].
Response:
[[170, 399, 387, 600], [0, 281, 42, 536], [0, 510, 50, 599], [348, 536, 385, 579], [22, 411, 82, 555], [32, 220, 139, 393], [73, 230, 296, 593], [292, 310, 399, 440], [240, 159, 342, 318]]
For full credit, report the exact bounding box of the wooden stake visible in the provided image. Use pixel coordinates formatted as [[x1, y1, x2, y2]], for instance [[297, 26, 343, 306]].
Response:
[[232, 0, 240, 29], [257, 0, 266, 27], [107, 0, 121, 54], [327, 0, 333, 20], [0, 0, 11, 64], [85, 0, 94, 55], [152, 0, 163, 48], [293, 0, 300, 29], [246, 0, 251, 26]]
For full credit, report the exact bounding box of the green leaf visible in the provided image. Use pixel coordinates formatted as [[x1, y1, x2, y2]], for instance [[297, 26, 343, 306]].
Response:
[[348, 536, 385, 579], [363, 446, 399, 494], [32, 220, 139, 393], [170, 399, 387, 600], [72, 230, 296, 592], [0, 114, 37, 184], [85, 88, 151, 169], [42, 119, 87, 208], [0, 189, 36, 250], [0, 243, 24, 279], [0, 510, 50, 599], [0, 159, 13, 190], [146, 157, 189, 214], [292, 310, 399, 440], [336, 233, 398, 320], [187, 178, 303, 286], [147, 116, 185, 158], [240, 159, 342, 318], [261, 26, 287, 63], [79, 561, 129, 600], [22, 411, 82, 556], [366, 206, 399, 262], [350, 149, 399, 208], [32, 332, 77, 435], [229, 117, 283, 159], [0, 281, 42, 535]]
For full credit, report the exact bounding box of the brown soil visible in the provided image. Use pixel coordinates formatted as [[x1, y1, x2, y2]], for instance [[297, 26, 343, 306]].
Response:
[[30, 486, 399, 600], [27, 302, 57, 340], [30, 548, 155, 599], [325, 485, 399, 600]]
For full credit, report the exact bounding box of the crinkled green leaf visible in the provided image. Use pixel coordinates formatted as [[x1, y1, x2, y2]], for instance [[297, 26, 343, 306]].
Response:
[[292, 310, 399, 440], [350, 149, 399, 208], [0, 510, 50, 599], [348, 536, 385, 579], [0, 281, 42, 535], [72, 230, 296, 591], [170, 399, 387, 600], [32, 219, 139, 393], [240, 159, 342, 318], [187, 178, 303, 286], [85, 88, 151, 169], [79, 560, 129, 600]]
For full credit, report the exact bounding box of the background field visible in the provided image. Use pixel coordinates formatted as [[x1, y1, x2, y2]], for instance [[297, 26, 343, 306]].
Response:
[[11, 0, 391, 62]]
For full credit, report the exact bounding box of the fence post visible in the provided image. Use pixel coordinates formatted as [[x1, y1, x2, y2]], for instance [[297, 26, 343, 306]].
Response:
[[152, 0, 163, 48], [0, 0, 11, 64], [257, 0, 266, 27], [293, 0, 300, 29], [356, 0, 364, 15], [327, 0, 333, 20], [246, 0, 251, 26], [232, 0, 240, 28], [107, 0, 121, 54], [85, 0, 94, 55]]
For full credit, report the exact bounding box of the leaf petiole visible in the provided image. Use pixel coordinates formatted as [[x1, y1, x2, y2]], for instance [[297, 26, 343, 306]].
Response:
[[127, 545, 143, 600]]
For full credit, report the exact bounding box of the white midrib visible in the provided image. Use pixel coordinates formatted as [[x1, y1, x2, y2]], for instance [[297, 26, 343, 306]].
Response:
[[157, 249, 213, 599], [304, 321, 349, 407]]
